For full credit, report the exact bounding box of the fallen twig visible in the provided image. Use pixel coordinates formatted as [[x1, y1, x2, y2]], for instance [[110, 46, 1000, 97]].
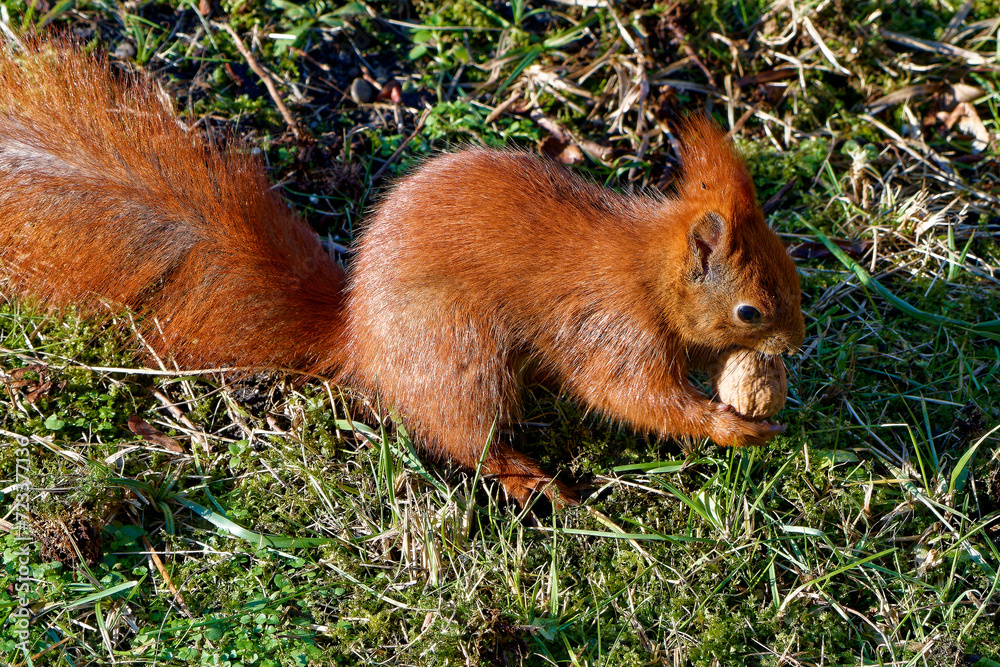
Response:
[[372, 108, 433, 182], [220, 23, 305, 140]]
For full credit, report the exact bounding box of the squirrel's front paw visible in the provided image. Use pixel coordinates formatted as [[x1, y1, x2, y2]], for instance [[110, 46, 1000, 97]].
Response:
[[709, 403, 786, 448]]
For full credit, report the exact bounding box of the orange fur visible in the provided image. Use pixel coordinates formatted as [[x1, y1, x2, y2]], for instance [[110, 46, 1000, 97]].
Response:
[[0, 41, 347, 373], [0, 40, 805, 507], [346, 136, 804, 504]]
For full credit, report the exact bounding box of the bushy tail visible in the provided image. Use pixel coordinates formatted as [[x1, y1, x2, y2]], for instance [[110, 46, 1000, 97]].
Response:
[[0, 37, 347, 375]]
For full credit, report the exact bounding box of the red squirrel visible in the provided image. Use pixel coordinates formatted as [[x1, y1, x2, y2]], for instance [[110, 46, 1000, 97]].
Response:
[[0, 40, 804, 506]]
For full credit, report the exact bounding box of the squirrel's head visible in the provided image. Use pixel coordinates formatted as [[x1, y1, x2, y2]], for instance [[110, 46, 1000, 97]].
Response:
[[654, 117, 805, 356]]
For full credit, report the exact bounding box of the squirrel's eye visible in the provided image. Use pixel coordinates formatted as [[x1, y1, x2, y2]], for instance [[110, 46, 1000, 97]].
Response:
[[736, 305, 761, 324]]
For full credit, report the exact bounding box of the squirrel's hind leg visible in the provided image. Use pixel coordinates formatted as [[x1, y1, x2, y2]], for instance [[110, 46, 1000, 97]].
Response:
[[481, 443, 579, 508], [348, 310, 574, 507], [415, 418, 578, 508], [395, 372, 577, 508]]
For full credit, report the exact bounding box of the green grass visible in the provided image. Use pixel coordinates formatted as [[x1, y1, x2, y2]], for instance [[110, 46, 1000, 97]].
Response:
[[2, 0, 1000, 665]]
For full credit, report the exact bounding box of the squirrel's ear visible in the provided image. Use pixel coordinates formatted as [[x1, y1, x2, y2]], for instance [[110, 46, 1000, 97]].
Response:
[[689, 211, 726, 279]]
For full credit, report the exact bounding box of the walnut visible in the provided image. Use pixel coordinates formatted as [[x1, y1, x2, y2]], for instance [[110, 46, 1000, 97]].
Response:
[[710, 347, 788, 420]]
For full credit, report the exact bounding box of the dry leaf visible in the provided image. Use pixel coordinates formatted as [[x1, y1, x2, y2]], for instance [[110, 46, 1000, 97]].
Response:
[[127, 415, 185, 453], [938, 102, 991, 153], [24, 382, 51, 402], [943, 82, 985, 106], [9, 363, 47, 381], [539, 136, 585, 165]]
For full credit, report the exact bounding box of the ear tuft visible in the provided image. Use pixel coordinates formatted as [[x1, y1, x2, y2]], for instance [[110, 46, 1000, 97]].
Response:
[[676, 115, 755, 204]]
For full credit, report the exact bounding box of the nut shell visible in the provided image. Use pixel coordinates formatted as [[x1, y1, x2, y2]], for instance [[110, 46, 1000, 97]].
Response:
[[710, 347, 788, 420]]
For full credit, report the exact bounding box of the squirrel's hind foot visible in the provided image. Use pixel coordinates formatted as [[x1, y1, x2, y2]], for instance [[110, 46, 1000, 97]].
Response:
[[484, 444, 579, 509]]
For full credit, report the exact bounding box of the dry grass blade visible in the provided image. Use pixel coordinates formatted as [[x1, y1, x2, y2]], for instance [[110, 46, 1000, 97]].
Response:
[[801, 17, 851, 75], [881, 29, 994, 66]]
